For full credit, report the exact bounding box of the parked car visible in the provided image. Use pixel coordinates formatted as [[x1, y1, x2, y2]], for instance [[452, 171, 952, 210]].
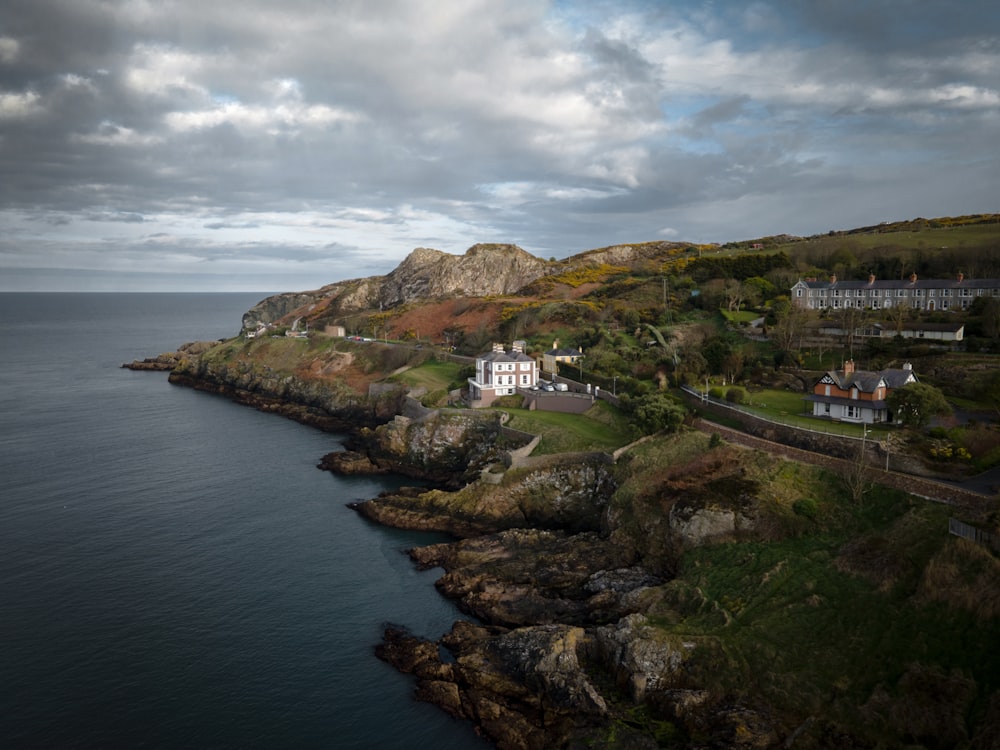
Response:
[[554, 383, 569, 391]]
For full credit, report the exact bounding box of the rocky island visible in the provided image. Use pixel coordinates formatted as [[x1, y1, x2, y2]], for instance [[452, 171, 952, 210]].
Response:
[[133, 235, 1000, 748]]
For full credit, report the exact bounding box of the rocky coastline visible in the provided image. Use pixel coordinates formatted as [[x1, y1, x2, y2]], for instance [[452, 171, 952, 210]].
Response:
[[136, 343, 1000, 750], [146, 351, 782, 747]]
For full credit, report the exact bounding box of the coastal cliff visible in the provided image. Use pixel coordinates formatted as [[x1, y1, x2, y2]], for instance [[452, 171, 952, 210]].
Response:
[[145, 237, 1000, 750]]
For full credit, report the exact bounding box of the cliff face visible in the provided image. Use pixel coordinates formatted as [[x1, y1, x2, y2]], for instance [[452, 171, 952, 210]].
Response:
[[241, 243, 551, 331], [238, 240, 696, 332], [168, 350, 405, 430], [378, 244, 550, 307]]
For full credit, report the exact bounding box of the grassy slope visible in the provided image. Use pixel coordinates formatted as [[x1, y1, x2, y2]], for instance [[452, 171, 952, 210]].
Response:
[[613, 431, 1000, 745], [500, 401, 635, 454]]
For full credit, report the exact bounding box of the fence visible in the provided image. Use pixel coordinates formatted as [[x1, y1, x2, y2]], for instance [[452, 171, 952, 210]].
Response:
[[679, 385, 874, 441], [949, 517, 1000, 552]]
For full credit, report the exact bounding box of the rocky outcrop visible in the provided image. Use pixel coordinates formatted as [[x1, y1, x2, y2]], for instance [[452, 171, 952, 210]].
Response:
[[378, 612, 782, 750], [349, 455, 618, 533], [378, 244, 549, 308], [377, 621, 612, 750], [122, 340, 220, 371], [409, 529, 654, 627], [240, 244, 553, 332], [350, 409, 513, 486], [168, 351, 405, 431]]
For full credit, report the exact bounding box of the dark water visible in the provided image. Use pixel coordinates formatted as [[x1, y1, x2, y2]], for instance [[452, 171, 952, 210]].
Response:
[[0, 294, 487, 749]]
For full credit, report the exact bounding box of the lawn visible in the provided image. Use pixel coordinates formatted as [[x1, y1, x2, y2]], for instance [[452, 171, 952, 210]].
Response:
[[387, 358, 463, 391], [720, 387, 896, 439], [719, 309, 761, 324], [498, 401, 634, 454]]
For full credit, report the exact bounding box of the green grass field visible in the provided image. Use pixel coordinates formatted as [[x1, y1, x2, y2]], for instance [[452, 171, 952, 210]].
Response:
[[499, 401, 634, 454], [388, 358, 463, 391]]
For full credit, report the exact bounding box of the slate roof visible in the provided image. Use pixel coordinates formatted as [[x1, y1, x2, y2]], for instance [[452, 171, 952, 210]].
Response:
[[797, 277, 1000, 291], [819, 366, 916, 393], [478, 350, 535, 363]]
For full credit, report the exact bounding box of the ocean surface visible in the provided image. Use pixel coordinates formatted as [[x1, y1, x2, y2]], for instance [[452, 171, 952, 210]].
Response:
[[0, 293, 488, 749]]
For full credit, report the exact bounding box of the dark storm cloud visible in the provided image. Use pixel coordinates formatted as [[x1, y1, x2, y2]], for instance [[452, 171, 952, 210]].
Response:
[[0, 0, 997, 290]]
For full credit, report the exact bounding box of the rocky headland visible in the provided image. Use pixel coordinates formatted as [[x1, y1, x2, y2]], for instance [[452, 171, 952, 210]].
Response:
[[138, 239, 1000, 749]]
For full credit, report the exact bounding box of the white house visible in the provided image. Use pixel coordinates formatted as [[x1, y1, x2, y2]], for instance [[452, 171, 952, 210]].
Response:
[[467, 342, 539, 407]]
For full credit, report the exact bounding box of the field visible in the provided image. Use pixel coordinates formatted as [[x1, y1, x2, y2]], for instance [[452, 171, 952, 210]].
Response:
[[499, 401, 634, 454]]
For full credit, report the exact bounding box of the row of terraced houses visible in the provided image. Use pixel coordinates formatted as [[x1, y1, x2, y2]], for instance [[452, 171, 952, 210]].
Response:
[[791, 272, 1000, 311]]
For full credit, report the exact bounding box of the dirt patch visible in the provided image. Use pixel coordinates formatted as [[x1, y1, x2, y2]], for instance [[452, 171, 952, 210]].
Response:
[[386, 298, 508, 343]]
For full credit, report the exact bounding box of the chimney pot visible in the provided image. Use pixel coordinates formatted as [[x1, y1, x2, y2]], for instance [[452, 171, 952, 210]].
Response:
[[844, 359, 855, 375]]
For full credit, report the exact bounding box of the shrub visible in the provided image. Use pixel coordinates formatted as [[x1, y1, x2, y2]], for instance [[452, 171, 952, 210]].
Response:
[[420, 389, 448, 408], [726, 387, 747, 404], [792, 498, 819, 519]]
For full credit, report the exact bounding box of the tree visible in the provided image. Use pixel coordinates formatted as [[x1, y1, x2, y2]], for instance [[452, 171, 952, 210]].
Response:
[[886, 382, 951, 428], [843, 431, 874, 503], [771, 298, 807, 355], [631, 392, 686, 435]]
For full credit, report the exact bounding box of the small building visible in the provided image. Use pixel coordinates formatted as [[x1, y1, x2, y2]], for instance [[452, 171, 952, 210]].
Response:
[[541, 339, 583, 376], [468, 342, 539, 407], [804, 359, 917, 424], [324, 325, 347, 337], [816, 321, 964, 342]]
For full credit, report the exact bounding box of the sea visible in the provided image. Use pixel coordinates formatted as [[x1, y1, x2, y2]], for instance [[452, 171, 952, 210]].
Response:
[[0, 293, 489, 749]]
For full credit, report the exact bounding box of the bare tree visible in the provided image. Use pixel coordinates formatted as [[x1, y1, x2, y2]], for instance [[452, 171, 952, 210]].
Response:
[[843, 430, 874, 503]]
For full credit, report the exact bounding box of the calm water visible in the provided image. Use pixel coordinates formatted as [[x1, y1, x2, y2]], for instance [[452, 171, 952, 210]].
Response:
[[0, 294, 487, 749]]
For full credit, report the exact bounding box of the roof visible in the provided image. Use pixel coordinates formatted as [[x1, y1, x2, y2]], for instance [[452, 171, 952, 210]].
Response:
[[817, 366, 917, 393], [545, 347, 582, 357], [795, 277, 1000, 291], [478, 350, 534, 363]]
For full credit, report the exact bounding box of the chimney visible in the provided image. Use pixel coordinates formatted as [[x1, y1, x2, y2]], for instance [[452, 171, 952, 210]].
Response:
[[512, 340, 525, 354], [957, 272, 965, 283], [909, 272, 917, 283], [830, 274, 837, 284], [492, 342, 504, 353], [868, 274, 876, 285], [843, 359, 855, 376], [552, 339, 559, 351], [903, 362, 912, 371]]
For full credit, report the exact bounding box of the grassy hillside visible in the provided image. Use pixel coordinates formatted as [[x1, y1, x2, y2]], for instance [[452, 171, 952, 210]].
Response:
[[610, 431, 1000, 747]]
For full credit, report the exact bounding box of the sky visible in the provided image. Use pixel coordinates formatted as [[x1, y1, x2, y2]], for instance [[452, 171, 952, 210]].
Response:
[[1, 1, 998, 292]]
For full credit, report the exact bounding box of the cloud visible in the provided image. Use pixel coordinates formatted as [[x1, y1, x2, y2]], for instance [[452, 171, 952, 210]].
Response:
[[0, 0, 997, 290]]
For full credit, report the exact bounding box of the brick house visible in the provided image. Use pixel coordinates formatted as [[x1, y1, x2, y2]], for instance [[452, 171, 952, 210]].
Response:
[[804, 359, 917, 424]]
